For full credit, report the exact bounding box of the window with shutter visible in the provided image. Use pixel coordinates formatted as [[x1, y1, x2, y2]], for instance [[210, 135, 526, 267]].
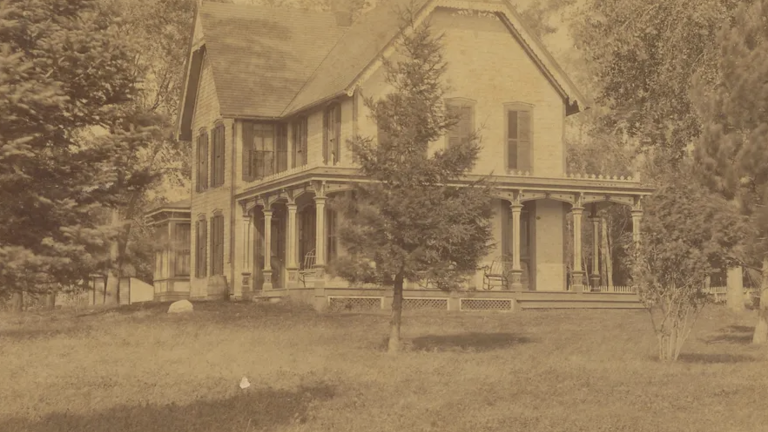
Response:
[[445, 99, 474, 148], [195, 219, 207, 278], [210, 215, 224, 275], [291, 118, 308, 168], [276, 124, 288, 173], [506, 104, 533, 172], [196, 132, 209, 192], [211, 125, 225, 188], [242, 122, 254, 182], [323, 103, 341, 164]]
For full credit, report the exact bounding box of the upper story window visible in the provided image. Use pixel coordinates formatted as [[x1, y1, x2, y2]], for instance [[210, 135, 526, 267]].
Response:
[[292, 117, 308, 168], [505, 103, 533, 172], [243, 122, 288, 181], [445, 98, 475, 148], [195, 130, 209, 192], [323, 102, 341, 165], [211, 124, 225, 188]]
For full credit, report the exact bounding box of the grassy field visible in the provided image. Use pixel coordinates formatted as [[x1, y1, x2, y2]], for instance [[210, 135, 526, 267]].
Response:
[[1, 301, 767, 432]]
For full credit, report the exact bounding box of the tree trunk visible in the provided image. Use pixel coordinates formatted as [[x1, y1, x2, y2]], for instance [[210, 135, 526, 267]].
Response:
[[10, 292, 23, 312], [45, 289, 56, 310], [388, 274, 405, 353], [726, 266, 745, 312], [752, 258, 768, 344]]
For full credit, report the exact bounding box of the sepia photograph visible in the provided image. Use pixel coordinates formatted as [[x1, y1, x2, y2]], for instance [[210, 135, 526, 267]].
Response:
[[2, 0, 767, 430]]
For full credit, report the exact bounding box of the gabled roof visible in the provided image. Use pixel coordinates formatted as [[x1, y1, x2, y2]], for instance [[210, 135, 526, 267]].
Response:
[[177, 0, 589, 140], [200, 3, 347, 118]]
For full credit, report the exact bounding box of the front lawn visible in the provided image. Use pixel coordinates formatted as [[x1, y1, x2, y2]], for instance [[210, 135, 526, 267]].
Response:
[[1, 301, 766, 432]]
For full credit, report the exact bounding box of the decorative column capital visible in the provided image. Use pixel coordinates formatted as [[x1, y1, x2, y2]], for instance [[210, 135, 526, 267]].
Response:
[[630, 209, 643, 217], [286, 202, 298, 211], [263, 208, 273, 217], [508, 202, 523, 212], [571, 206, 584, 215], [314, 196, 327, 205]]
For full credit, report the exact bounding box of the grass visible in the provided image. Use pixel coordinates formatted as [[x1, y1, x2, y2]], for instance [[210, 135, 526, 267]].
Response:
[[1, 301, 767, 432]]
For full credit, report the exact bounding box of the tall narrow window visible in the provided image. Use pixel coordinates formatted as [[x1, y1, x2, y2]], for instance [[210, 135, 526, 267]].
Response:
[[292, 117, 308, 168], [323, 103, 341, 165], [253, 123, 275, 178], [327, 208, 338, 263], [155, 225, 166, 279], [211, 124, 225, 188], [196, 131, 209, 192], [210, 214, 224, 276], [195, 218, 207, 278], [174, 223, 191, 277], [506, 104, 533, 172], [275, 124, 288, 173], [445, 99, 474, 147]]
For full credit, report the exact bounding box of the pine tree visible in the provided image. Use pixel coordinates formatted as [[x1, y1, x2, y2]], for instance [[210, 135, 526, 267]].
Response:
[[0, 0, 159, 310], [330, 10, 494, 353], [692, 0, 768, 343]]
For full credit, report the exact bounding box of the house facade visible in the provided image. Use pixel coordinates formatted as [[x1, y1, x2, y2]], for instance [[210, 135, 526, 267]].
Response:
[[149, 0, 654, 311]]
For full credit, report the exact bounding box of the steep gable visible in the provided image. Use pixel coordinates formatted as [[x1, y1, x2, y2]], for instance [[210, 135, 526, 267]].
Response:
[[176, 0, 588, 140]]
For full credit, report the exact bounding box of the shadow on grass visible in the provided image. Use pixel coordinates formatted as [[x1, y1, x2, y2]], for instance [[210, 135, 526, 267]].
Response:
[[407, 332, 532, 352], [677, 353, 757, 364], [0, 383, 335, 432], [703, 325, 755, 345]]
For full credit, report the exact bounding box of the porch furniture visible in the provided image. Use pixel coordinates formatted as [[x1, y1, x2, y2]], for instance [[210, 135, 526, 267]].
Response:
[[298, 249, 320, 287], [482, 259, 510, 291]]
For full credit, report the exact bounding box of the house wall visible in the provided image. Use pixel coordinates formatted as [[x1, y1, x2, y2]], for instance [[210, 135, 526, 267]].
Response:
[[358, 8, 568, 290], [189, 51, 235, 299]]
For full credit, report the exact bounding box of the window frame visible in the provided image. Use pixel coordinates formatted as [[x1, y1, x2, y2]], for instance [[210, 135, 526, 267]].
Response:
[[291, 117, 308, 168], [195, 217, 207, 278], [323, 102, 342, 165], [174, 222, 191, 277], [210, 123, 226, 188], [444, 98, 476, 149], [504, 102, 534, 173], [195, 130, 209, 192], [210, 214, 225, 276]]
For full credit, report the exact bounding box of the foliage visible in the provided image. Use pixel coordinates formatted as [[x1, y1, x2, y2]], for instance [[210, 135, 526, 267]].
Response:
[[0, 0, 162, 306], [571, 0, 742, 169], [692, 0, 768, 343], [330, 10, 493, 352], [627, 166, 745, 361]]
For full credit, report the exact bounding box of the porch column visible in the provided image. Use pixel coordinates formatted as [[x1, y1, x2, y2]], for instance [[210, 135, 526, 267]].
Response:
[[239, 211, 253, 299], [631, 208, 643, 245], [286, 203, 299, 287], [571, 206, 585, 293], [262, 209, 273, 290], [509, 202, 523, 290], [590, 214, 601, 291], [314, 196, 327, 279]]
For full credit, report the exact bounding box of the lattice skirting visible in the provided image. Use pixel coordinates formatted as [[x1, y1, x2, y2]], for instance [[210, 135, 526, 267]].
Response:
[[327, 296, 383, 312], [459, 298, 514, 312], [403, 297, 449, 310]]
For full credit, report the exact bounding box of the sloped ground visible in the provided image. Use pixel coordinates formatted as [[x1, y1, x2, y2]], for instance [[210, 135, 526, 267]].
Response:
[[1, 301, 766, 432]]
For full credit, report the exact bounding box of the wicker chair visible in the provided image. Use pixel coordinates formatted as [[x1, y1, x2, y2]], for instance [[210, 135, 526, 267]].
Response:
[[297, 249, 320, 287], [482, 259, 509, 291]]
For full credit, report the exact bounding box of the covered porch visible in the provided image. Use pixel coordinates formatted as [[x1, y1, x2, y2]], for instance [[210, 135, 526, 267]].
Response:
[[232, 166, 653, 309]]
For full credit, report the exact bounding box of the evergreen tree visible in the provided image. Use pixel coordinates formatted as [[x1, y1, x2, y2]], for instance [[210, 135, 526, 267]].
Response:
[[692, 0, 768, 343], [331, 10, 494, 353], [0, 0, 159, 310]]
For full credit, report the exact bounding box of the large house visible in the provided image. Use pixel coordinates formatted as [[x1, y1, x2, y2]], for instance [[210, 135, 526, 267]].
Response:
[[146, 0, 654, 311]]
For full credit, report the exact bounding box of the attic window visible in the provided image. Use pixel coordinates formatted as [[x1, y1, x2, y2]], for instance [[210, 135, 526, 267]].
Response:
[[505, 102, 533, 172]]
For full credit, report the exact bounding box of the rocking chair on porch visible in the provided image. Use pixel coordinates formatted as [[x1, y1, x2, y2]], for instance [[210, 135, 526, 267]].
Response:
[[297, 249, 320, 288], [482, 259, 509, 291]]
